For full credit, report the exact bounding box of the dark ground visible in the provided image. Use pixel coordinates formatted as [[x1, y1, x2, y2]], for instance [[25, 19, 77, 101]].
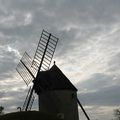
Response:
[[0, 111, 60, 120]]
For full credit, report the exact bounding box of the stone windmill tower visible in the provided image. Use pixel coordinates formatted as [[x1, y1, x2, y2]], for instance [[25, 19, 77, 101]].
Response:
[[34, 63, 79, 120]]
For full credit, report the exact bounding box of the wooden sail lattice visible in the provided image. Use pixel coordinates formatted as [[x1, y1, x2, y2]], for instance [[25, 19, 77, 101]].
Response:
[[22, 87, 35, 111], [32, 29, 58, 72], [16, 29, 59, 111], [16, 52, 36, 86]]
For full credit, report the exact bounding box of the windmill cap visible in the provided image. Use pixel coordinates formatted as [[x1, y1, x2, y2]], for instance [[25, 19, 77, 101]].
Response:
[[34, 64, 77, 94]]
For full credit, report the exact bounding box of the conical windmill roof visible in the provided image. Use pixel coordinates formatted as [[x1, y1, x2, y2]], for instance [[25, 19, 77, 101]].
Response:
[[34, 64, 77, 94]]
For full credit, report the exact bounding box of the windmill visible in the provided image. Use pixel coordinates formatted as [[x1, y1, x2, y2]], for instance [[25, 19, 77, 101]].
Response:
[[16, 29, 90, 120], [16, 29, 59, 111]]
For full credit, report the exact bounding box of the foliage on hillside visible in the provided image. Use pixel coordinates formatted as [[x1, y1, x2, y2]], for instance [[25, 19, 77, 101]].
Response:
[[0, 106, 4, 115]]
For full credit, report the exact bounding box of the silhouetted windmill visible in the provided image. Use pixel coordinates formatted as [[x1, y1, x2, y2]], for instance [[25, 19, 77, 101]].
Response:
[[16, 29, 90, 120]]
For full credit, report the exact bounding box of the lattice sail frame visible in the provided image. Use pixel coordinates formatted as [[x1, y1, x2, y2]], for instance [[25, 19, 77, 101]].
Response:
[[16, 52, 36, 86], [22, 87, 35, 111], [16, 29, 59, 111], [16, 30, 58, 86], [32, 29, 59, 72]]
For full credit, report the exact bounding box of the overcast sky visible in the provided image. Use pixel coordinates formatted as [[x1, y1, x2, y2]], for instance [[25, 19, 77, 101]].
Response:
[[0, 0, 120, 120]]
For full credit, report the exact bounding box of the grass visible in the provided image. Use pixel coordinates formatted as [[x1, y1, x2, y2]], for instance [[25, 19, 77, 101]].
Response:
[[0, 111, 60, 120]]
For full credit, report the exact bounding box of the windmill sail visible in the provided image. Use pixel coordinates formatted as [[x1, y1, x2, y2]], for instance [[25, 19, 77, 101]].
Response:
[[16, 29, 59, 111], [32, 29, 58, 71], [22, 87, 33, 111], [28, 95, 35, 111], [16, 52, 36, 86]]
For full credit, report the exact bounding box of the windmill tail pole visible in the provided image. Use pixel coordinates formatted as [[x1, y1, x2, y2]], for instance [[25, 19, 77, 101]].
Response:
[[77, 98, 90, 120]]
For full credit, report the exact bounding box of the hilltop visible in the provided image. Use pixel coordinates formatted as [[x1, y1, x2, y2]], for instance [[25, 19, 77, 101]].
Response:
[[0, 111, 60, 120]]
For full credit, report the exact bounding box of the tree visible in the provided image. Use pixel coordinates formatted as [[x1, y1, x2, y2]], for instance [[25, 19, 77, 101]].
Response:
[[0, 106, 4, 115], [114, 108, 120, 120]]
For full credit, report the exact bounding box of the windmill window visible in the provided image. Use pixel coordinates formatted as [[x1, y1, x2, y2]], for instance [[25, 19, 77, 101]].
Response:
[[72, 93, 75, 99], [57, 113, 64, 119]]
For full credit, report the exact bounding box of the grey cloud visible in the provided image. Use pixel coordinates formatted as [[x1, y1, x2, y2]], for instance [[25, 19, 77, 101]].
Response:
[[77, 73, 120, 106], [0, 0, 120, 60], [0, 72, 14, 80], [0, 91, 5, 98], [0, 87, 37, 112], [40, 0, 120, 25], [55, 27, 97, 59], [0, 45, 20, 80], [78, 85, 120, 106], [6, 0, 44, 12], [1, 0, 120, 30], [77, 73, 116, 91], [107, 52, 120, 72]]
